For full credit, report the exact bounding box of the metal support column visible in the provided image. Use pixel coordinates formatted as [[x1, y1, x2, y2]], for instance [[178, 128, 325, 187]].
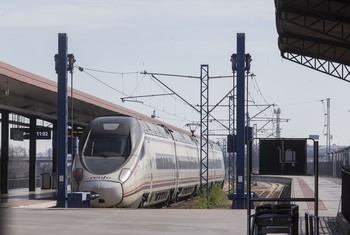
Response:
[[200, 64, 209, 208], [247, 140, 252, 234], [56, 33, 69, 208], [1, 110, 9, 194], [234, 33, 246, 208], [314, 141, 319, 233], [52, 121, 57, 188], [29, 116, 37, 191]]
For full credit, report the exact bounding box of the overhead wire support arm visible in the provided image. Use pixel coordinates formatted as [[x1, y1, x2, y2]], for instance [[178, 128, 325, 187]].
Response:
[[148, 74, 200, 112], [142, 71, 234, 80], [121, 93, 174, 102], [249, 104, 274, 120], [141, 71, 199, 79], [76, 65, 139, 75], [209, 87, 235, 114], [76, 65, 127, 97], [210, 75, 236, 79]]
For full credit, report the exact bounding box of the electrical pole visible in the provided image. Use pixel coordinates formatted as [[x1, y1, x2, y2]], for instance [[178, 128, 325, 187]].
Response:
[[325, 98, 331, 158], [274, 108, 281, 138], [199, 64, 209, 208]]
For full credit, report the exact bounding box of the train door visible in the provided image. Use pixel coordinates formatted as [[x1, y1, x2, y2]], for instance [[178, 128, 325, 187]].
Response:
[[193, 137, 201, 185], [173, 141, 179, 199], [147, 140, 153, 193]]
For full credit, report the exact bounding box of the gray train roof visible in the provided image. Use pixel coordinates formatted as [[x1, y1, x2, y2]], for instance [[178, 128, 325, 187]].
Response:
[[0, 61, 192, 135]]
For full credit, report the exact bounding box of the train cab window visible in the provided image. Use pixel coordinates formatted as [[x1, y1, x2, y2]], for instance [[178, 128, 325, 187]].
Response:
[[83, 134, 131, 174]]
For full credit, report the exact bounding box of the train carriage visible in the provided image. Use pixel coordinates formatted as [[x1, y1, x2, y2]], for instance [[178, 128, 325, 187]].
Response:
[[72, 116, 225, 208]]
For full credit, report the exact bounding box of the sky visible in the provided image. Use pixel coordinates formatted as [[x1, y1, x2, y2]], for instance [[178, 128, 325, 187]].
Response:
[[1, 0, 350, 149]]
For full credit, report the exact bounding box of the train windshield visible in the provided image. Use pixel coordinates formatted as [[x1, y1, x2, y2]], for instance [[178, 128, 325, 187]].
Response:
[[82, 134, 131, 174]]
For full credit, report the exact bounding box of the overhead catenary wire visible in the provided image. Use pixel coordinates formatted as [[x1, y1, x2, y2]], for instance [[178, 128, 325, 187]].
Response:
[[146, 74, 200, 121], [145, 72, 274, 133], [248, 74, 276, 121], [142, 71, 278, 134], [79, 66, 196, 117], [77, 65, 128, 97], [76, 65, 197, 123], [75, 65, 277, 136], [148, 73, 229, 130], [148, 74, 200, 113]]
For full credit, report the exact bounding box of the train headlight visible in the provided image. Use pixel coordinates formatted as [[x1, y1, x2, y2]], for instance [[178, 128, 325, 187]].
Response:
[[119, 168, 131, 183], [74, 168, 83, 183]]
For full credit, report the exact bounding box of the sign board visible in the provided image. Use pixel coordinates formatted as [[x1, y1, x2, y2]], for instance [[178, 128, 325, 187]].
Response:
[[259, 139, 307, 175], [10, 128, 51, 140], [309, 135, 319, 140]]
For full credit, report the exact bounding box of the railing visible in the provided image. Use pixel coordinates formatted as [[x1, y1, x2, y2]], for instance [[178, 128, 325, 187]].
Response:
[[9, 177, 41, 189], [342, 166, 350, 223], [305, 211, 318, 235], [328, 147, 350, 178], [8, 176, 71, 189], [249, 213, 256, 235], [313, 147, 350, 178]]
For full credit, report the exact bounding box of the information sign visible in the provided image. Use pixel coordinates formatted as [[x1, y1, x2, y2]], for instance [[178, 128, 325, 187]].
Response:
[[10, 128, 51, 140], [259, 139, 307, 175]]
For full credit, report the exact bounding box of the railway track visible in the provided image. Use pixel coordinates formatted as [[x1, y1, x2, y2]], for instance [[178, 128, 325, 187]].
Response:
[[166, 181, 285, 209], [252, 182, 284, 206]]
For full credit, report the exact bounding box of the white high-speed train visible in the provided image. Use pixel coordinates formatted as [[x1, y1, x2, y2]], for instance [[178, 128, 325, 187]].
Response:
[[71, 116, 225, 208]]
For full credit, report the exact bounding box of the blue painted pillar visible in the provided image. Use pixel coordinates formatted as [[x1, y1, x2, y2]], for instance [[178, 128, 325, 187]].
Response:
[[1, 110, 9, 194], [29, 117, 37, 191], [56, 33, 68, 208], [235, 33, 246, 208]]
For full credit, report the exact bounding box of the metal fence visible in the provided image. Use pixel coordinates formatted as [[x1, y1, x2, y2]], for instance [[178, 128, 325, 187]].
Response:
[[330, 148, 350, 177], [316, 147, 350, 178], [342, 166, 350, 223], [8, 176, 71, 189], [8, 177, 41, 189]]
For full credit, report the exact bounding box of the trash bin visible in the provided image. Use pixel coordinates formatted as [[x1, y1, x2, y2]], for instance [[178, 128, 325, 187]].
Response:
[[255, 204, 299, 235], [68, 191, 99, 208], [51, 173, 57, 189], [41, 173, 51, 189]]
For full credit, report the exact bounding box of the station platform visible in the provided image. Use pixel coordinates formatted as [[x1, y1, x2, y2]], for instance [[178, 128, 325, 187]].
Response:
[[0, 176, 344, 234], [291, 176, 341, 217], [0, 188, 57, 208]]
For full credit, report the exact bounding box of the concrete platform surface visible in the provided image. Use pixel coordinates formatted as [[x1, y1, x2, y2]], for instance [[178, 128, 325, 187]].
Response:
[[291, 176, 341, 217], [0, 176, 344, 234], [1, 208, 247, 235], [0, 188, 56, 208]]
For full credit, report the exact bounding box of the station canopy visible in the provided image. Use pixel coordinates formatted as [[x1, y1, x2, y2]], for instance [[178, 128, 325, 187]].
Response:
[[275, 0, 350, 81]]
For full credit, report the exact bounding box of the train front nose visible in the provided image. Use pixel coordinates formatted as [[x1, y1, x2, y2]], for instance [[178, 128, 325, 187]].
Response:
[[78, 181, 123, 207]]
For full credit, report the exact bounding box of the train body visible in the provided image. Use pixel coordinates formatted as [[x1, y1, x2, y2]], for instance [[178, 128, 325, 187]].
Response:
[[71, 116, 225, 208]]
